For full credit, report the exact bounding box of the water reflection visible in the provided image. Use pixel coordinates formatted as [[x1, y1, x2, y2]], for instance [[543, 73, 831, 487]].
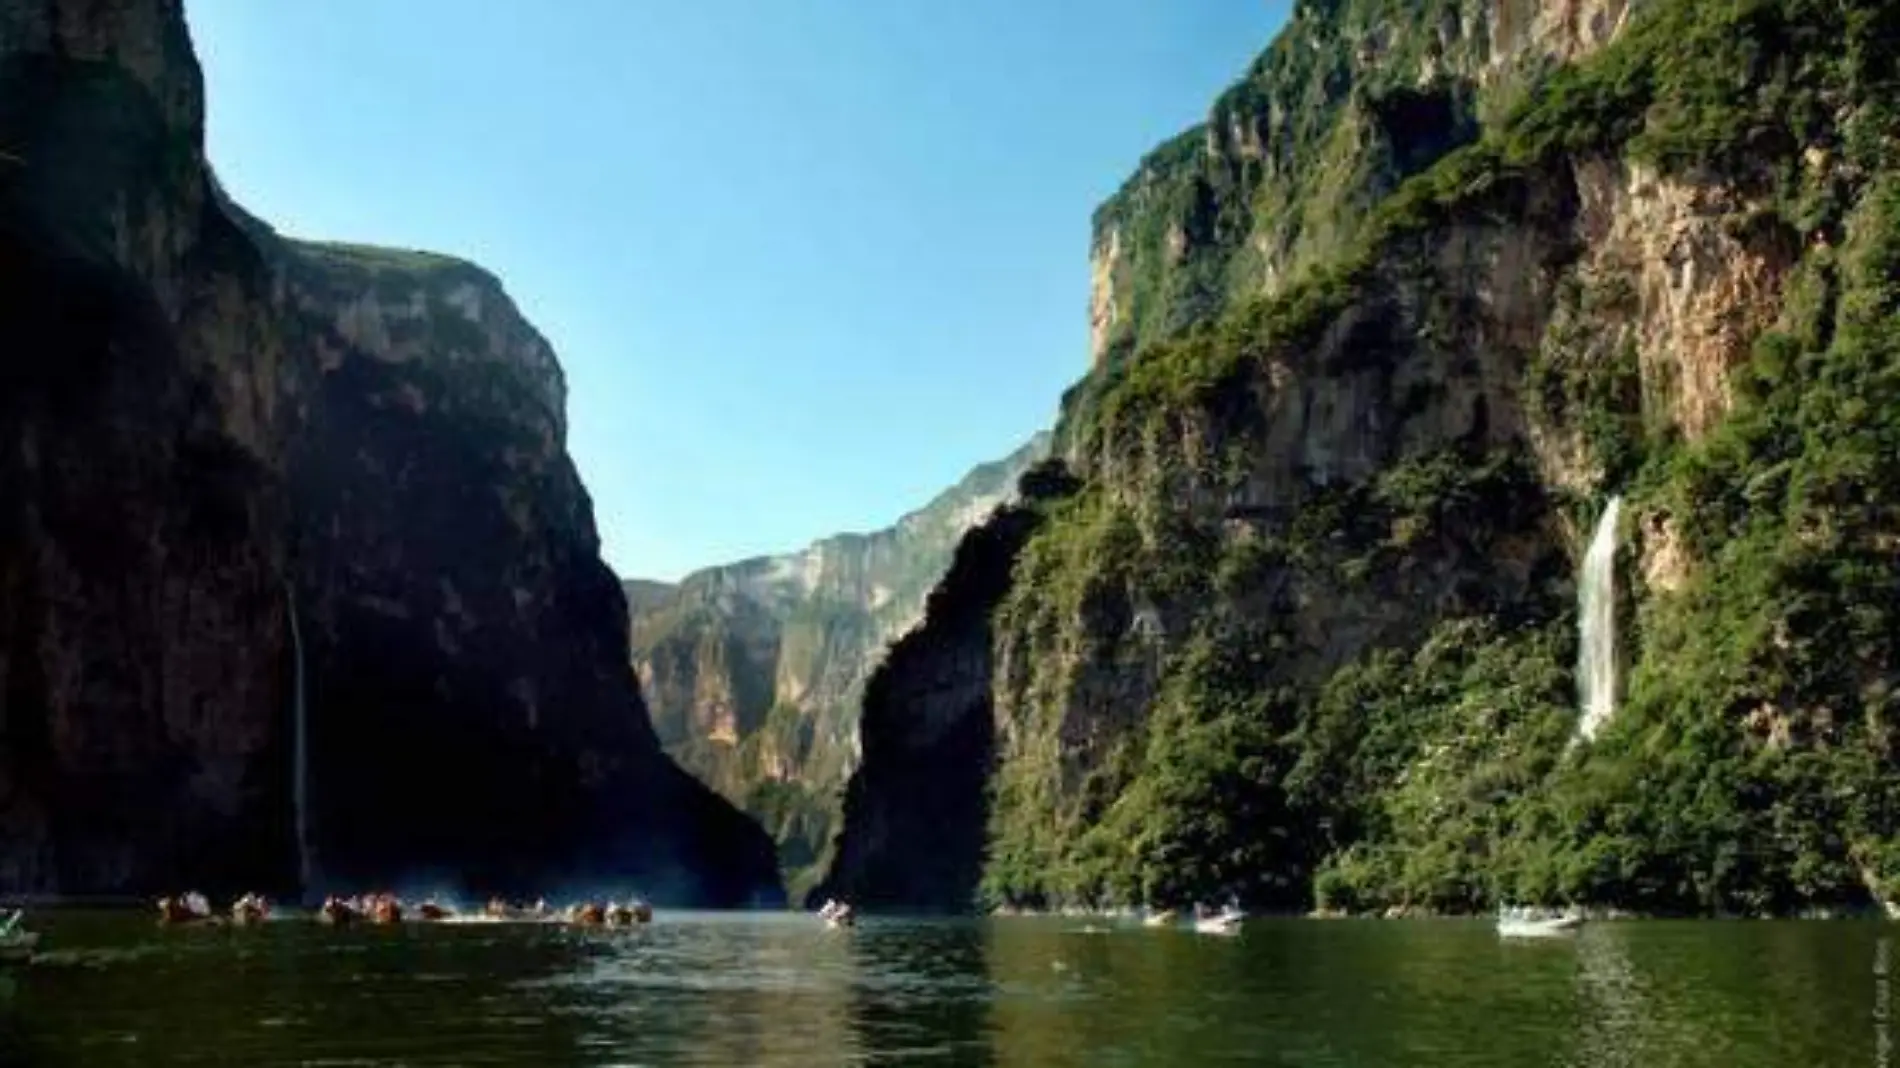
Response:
[[0, 912, 1888, 1066], [8, 913, 600, 1065], [533, 913, 870, 1064], [1569, 924, 1650, 1068], [845, 920, 993, 1066]]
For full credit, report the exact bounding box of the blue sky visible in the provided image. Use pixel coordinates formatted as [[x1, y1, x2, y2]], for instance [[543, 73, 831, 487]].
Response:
[[186, 1, 1289, 581]]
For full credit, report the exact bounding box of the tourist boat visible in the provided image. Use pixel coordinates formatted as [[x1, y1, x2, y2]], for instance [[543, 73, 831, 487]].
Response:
[[1495, 906, 1585, 938], [318, 896, 360, 926], [0, 910, 37, 963], [157, 891, 215, 925], [1143, 908, 1178, 928], [1193, 904, 1244, 935], [817, 899, 855, 929], [231, 893, 270, 925]]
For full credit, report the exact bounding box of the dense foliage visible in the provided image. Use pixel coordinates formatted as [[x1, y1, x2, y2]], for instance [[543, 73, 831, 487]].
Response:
[[972, 0, 1900, 915]]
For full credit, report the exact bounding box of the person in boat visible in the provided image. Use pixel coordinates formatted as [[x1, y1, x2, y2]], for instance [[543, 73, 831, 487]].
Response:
[[371, 894, 403, 925], [231, 893, 269, 925], [0, 910, 37, 960], [318, 895, 358, 926], [157, 895, 210, 925]]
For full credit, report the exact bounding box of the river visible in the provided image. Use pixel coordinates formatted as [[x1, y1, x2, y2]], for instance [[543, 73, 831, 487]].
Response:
[[0, 911, 1881, 1065]]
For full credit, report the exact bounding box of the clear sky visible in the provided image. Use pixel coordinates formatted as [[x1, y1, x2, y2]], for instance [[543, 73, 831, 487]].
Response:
[[185, 1, 1289, 581]]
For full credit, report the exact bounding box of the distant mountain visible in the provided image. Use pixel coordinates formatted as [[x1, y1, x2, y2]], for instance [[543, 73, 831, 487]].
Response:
[[624, 432, 1050, 894]]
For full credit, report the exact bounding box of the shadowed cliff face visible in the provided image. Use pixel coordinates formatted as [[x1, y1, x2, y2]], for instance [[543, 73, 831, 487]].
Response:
[[809, 501, 1052, 912], [0, 0, 781, 905], [0, 5, 296, 894], [275, 241, 779, 901]]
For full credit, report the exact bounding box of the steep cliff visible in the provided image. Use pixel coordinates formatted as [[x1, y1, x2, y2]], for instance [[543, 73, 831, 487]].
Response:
[[0, 0, 780, 904], [627, 433, 1049, 893], [814, 462, 1080, 910], [1086, 0, 1643, 368], [0, 0, 295, 893], [829, 0, 1900, 915]]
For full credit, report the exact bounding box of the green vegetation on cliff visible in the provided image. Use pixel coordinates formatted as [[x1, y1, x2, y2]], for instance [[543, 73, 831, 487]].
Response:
[[831, 0, 1900, 917]]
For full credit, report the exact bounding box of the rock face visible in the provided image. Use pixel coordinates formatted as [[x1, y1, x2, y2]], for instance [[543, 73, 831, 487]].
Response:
[[813, 462, 1080, 911], [828, 0, 1900, 915], [0, 0, 780, 904], [626, 434, 1049, 892], [1085, 0, 1644, 368]]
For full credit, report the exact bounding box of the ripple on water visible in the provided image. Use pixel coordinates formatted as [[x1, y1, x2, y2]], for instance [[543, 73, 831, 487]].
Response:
[[0, 913, 1884, 1066]]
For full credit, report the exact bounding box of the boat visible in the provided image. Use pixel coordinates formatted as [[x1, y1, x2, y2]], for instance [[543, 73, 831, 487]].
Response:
[[818, 899, 855, 929], [1193, 904, 1244, 935], [157, 891, 216, 926], [1142, 908, 1178, 928], [1496, 905, 1585, 938], [231, 893, 270, 925], [318, 896, 360, 926], [0, 910, 37, 963]]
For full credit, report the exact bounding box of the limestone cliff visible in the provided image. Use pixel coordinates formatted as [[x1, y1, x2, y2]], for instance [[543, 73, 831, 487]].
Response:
[[1086, 0, 1642, 369], [828, 0, 1900, 915], [0, 0, 780, 904], [813, 461, 1080, 910], [627, 433, 1049, 892]]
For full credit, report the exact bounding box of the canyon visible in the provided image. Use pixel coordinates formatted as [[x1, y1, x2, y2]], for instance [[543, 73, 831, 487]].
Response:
[[0, 0, 780, 905]]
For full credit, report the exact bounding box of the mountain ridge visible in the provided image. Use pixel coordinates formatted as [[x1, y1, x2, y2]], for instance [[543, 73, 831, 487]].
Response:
[[820, 0, 1900, 916], [625, 431, 1050, 894]]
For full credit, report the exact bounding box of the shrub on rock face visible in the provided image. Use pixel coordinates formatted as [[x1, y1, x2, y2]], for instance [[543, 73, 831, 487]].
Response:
[[826, 0, 1900, 916]]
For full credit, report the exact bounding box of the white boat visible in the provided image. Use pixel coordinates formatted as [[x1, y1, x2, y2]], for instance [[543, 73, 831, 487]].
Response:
[[1142, 908, 1178, 928], [0, 910, 37, 963], [818, 899, 855, 928], [1193, 904, 1244, 935], [1496, 906, 1584, 938]]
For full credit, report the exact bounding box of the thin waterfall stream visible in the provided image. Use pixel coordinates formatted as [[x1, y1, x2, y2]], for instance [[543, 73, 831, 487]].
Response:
[[1575, 496, 1622, 743], [286, 581, 312, 897]]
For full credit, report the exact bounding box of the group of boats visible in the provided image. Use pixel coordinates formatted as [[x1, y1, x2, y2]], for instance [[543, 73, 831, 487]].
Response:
[[1141, 905, 1246, 935], [0, 896, 1582, 963], [152, 891, 658, 928]]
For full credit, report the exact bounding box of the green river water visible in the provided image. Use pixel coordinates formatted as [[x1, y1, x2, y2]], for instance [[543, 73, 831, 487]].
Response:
[[0, 911, 1884, 1066]]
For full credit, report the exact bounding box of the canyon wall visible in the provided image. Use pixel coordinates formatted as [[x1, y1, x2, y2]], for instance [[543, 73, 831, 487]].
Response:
[[827, 0, 1900, 916], [0, 0, 781, 905]]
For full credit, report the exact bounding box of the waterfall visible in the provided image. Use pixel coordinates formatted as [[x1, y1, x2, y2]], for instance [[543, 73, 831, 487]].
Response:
[[286, 581, 313, 896], [1575, 496, 1623, 743]]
